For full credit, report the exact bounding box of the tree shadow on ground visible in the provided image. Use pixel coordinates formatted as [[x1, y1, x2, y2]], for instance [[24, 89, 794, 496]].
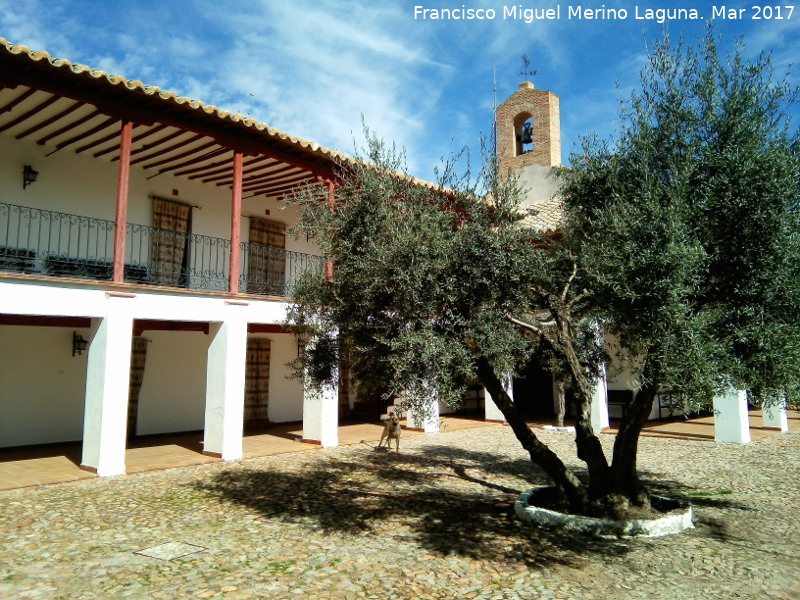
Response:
[[193, 444, 640, 569], [631, 470, 755, 544]]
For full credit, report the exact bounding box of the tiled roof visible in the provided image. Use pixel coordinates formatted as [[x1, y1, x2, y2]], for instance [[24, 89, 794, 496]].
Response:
[[0, 37, 351, 168], [520, 195, 564, 233], [0, 39, 470, 199]]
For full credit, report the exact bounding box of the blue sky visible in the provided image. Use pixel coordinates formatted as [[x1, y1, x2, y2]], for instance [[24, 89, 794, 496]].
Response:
[[1, 0, 798, 181]]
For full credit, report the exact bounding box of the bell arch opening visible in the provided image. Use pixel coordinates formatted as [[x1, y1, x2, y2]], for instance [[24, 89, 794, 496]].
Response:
[[513, 113, 534, 156]]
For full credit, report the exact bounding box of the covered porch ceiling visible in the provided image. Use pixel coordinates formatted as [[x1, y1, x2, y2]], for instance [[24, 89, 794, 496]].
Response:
[[0, 38, 346, 198]]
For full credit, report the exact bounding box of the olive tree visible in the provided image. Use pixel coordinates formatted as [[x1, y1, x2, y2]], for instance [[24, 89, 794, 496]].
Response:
[[558, 30, 800, 505], [286, 30, 800, 518]]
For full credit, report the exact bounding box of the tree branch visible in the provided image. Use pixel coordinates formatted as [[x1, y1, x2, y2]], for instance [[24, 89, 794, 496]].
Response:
[[566, 289, 591, 312], [506, 314, 542, 334], [560, 260, 579, 304]]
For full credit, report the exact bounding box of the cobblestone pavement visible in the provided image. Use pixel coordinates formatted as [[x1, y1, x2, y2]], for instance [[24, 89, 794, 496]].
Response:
[[1, 425, 798, 600]]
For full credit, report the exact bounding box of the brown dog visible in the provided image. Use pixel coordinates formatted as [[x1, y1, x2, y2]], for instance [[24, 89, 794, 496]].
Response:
[[379, 413, 401, 452]]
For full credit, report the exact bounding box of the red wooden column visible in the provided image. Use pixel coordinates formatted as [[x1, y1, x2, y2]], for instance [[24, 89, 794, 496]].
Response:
[[228, 151, 244, 294], [325, 180, 336, 282], [112, 121, 134, 283]]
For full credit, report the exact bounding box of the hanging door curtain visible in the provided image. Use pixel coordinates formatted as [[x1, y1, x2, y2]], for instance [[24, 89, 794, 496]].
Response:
[[152, 197, 191, 286], [127, 336, 149, 439], [245, 338, 271, 427], [247, 217, 286, 295]]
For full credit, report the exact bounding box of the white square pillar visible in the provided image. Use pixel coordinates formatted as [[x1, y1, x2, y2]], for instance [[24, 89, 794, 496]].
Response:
[[714, 389, 751, 444], [302, 365, 339, 448], [591, 367, 610, 434], [204, 312, 248, 460], [761, 399, 789, 432], [407, 389, 440, 434], [81, 303, 134, 477], [484, 374, 512, 422]]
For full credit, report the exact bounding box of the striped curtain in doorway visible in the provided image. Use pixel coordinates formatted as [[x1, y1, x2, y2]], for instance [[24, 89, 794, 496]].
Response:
[[245, 338, 271, 427], [151, 197, 191, 285], [247, 218, 286, 295], [127, 337, 149, 439]]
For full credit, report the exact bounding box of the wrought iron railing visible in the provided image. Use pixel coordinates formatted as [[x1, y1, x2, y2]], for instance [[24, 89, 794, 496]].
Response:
[[0, 201, 324, 297], [0, 202, 116, 278], [125, 223, 231, 291], [240, 241, 326, 297]]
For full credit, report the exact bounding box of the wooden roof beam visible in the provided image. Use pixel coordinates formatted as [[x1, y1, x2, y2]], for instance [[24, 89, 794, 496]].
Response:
[[44, 116, 120, 155], [204, 162, 298, 185], [130, 133, 205, 166], [141, 141, 217, 170], [0, 88, 36, 115], [0, 59, 340, 180], [36, 108, 101, 145], [95, 124, 167, 158], [146, 147, 229, 179], [0, 95, 60, 135], [14, 99, 82, 139]]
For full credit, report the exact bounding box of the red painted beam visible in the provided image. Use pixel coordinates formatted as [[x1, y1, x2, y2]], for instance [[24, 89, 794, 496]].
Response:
[[113, 121, 134, 283], [0, 315, 92, 328], [133, 320, 210, 336], [325, 180, 336, 283], [247, 323, 288, 334], [229, 152, 244, 293]]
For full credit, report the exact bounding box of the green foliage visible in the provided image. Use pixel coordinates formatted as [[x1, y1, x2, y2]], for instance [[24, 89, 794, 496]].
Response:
[[286, 130, 537, 412], [560, 28, 800, 407], [286, 28, 799, 511]]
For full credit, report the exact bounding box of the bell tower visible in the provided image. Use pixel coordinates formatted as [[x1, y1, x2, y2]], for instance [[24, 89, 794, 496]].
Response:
[[496, 81, 561, 175]]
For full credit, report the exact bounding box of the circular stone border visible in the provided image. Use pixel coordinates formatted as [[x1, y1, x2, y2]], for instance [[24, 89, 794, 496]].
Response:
[[515, 486, 694, 538]]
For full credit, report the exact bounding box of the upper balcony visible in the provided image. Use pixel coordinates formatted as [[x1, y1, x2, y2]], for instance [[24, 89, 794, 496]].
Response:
[[0, 201, 324, 298], [0, 38, 346, 303]]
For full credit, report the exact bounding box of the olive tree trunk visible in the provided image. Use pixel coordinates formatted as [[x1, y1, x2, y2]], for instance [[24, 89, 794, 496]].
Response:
[[475, 355, 591, 512], [552, 319, 611, 500], [609, 382, 659, 507]]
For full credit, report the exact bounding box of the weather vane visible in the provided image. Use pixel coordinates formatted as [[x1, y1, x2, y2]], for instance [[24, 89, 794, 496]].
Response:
[[520, 54, 538, 79]]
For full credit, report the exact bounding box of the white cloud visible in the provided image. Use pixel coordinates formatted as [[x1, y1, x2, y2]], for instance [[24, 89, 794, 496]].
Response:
[[5, 0, 795, 182], [195, 0, 452, 174], [0, 0, 77, 56]]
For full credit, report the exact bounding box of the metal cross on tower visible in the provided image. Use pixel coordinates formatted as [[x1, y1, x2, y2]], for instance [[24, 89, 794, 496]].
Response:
[[520, 54, 538, 79]]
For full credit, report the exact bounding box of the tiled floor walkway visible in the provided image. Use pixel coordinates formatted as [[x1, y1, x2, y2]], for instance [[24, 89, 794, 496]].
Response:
[[0, 410, 794, 491], [0, 414, 493, 491], [608, 408, 799, 441]]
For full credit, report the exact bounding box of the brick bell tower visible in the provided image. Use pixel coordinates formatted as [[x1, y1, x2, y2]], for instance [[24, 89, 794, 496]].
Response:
[[497, 81, 561, 175]]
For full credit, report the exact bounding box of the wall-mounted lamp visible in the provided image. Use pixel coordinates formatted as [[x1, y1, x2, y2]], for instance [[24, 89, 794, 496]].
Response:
[[72, 332, 88, 356], [23, 165, 39, 189]]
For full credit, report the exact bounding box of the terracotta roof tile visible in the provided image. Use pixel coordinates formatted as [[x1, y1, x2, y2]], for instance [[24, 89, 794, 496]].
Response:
[[0, 37, 352, 167], [520, 195, 564, 233]]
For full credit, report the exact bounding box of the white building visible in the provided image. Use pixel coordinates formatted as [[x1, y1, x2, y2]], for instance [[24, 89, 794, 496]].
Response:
[[0, 38, 349, 475], [0, 41, 784, 481]]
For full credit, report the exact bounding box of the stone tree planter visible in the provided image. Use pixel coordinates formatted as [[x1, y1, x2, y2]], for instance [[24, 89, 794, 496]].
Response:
[[515, 486, 694, 538]]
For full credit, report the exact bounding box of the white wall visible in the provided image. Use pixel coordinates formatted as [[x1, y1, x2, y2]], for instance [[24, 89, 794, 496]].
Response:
[[0, 137, 321, 257], [0, 137, 120, 221], [135, 330, 209, 435], [0, 322, 306, 446], [605, 340, 660, 420], [518, 164, 560, 205], [0, 325, 89, 447], [135, 330, 307, 433]]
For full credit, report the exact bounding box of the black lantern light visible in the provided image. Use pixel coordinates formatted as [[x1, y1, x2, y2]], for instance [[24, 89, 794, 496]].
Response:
[[23, 165, 39, 189], [72, 332, 88, 356]]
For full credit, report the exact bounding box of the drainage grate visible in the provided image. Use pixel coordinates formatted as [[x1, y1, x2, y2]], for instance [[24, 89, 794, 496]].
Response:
[[134, 541, 207, 561]]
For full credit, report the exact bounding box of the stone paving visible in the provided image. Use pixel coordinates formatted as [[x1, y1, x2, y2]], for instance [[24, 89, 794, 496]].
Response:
[[0, 425, 798, 600]]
